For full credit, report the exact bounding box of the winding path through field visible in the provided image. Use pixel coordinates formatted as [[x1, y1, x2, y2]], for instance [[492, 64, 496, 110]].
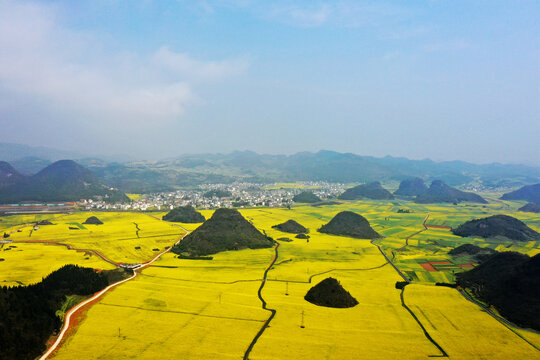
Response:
[[372, 213, 449, 357], [39, 220, 190, 360], [243, 242, 280, 360]]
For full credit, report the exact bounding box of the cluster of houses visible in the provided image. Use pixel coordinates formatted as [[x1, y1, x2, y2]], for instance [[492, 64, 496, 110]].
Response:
[[80, 181, 347, 211]]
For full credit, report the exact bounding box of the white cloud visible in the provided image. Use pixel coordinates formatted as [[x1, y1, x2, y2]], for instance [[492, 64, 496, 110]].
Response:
[[0, 0, 247, 127], [152, 47, 249, 81]]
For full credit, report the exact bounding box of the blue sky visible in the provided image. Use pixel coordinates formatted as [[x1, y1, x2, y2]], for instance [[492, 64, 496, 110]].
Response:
[[0, 0, 538, 164]]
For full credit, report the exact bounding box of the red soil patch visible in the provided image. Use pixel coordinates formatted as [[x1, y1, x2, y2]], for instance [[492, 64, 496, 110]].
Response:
[[46, 293, 103, 358], [430, 261, 452, 265], [419, 262, 437, 272], [457, 264, 474, 268]]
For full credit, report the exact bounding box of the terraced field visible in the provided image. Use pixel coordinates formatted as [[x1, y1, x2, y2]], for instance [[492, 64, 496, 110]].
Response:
[[2, 197, 538, 359]]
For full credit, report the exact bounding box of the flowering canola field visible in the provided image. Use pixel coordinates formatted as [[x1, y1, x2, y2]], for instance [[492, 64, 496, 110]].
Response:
[[42, 200, 540, 359]]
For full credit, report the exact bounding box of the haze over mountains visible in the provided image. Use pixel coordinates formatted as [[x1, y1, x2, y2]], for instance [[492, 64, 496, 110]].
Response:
[[2, 143, 539, 194]]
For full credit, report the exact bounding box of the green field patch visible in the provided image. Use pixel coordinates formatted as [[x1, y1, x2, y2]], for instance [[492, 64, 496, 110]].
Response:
[[67, 222, 87, 230]]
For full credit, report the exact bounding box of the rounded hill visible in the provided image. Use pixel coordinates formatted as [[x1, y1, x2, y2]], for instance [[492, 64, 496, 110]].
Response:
[[452, 215, 540, 242], [318, 211, 381, 239], [304, 277, 358, 308], [338, 182, 394, 200], [394, 177, 427, 196], [518, 203, 540, 213], [272, 220, 308, 234], [163, 205, 205, 223], [171, 208, 273, 256], [83, 216, 103, 225], [292, 191, 321, 203], [414, 180, 487, 204]]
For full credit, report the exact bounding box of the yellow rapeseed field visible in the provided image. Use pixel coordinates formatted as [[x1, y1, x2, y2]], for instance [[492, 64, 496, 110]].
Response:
[[5, 212, 183, 264], [0, 242, 115, 286], [48, 202, 540, 359]]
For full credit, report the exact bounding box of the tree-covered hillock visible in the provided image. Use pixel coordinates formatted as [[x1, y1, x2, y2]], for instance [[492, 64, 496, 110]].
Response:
[[518, 202, 540, 213], [338, 182, 394, 200], [414, 180, 487, 204], [394, 177, 427, 196], [203, 189, 232, 198], [452, 215, 540, 242], [162, 206, 205, 223], [82, 216, 103, 225], [292, 191, 321, 203], [304, 277, 358, 308], [448, 244, 498, 263], [171, 208, 273, 256], [318, 211, 381, 239], [457, 252, 540, 330], [272, 219, 308, 234]]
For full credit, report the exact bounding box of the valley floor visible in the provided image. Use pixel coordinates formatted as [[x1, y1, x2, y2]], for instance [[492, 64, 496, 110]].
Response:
[[1, 197, 539, 359]]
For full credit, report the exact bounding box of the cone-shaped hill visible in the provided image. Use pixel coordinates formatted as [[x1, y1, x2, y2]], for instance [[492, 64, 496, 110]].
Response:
[[452, 215, 540, 242], [501, 183, 540, 204], [305, 277, 358, 308], [83, 216, 103, 225], [338, 182, 394, 200], [518, 203, 540, 214], [0, 160, 129, 203], [272, 220, 308, 234], [318, 211, 381, 239], [171, 208, 273, 256], [414, 180, 487, 204], [163, 205, 205, 223], [293, 191, 321, 203], [394, 177, 427, 196]]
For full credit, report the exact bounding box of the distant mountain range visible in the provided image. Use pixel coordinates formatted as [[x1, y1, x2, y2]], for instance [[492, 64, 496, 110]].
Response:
[[1, 143, 540, 193], [0, 160, 128, 203]]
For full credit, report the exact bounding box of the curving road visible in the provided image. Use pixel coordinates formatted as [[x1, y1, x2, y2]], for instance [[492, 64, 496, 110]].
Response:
[[39, 222, 190, 360]]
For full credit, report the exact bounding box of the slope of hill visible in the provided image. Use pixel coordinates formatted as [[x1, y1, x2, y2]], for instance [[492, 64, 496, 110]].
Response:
[[501, 183, 540, 204], [0, 160, 129, 203], [448, 244, 498, 263], [0, 161, 25, 188], [338, 181, 394, 200], [518, 203, 540, 213], [162, 206, 205, 223], [414, 180, 487, 204], [394, 177, 427, 196], [171, 208, 273, 256], [292, 191, 321, 203], [452, 215, 540, 242], [457, 252, 540, 330], [272, 219, 308, 234], [318, 211, 381, 239]]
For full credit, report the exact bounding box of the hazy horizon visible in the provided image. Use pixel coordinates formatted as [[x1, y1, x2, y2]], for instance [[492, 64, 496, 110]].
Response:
[[1, 1, 538, 164], [3, 141, 540, 168]]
